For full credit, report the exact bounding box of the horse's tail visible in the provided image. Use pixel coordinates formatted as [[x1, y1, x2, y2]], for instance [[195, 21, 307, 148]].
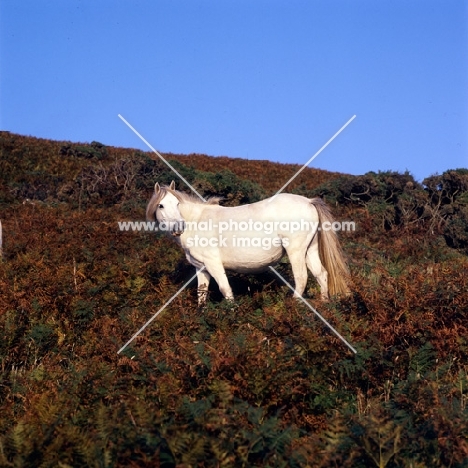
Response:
[[310, 198, 350, 296]]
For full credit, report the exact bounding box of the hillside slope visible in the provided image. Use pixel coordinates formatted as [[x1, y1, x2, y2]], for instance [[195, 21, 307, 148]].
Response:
[[0, 132, 467, 467], [0, 132, 343, 206]]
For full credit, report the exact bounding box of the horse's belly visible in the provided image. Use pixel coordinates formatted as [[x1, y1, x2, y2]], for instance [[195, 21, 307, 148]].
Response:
[[221, 244, 284, 273]]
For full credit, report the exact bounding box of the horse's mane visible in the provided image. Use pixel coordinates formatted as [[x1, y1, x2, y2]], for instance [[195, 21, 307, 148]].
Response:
[[146, 185, 221, 221], [170, 189, 222, 205]]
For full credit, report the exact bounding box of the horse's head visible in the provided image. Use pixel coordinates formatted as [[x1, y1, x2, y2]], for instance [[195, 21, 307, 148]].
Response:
[[148, 181, 185, 236]]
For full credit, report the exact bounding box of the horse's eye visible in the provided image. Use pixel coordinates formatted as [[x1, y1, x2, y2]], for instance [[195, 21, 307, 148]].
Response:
[[158, 204, 164, 209]]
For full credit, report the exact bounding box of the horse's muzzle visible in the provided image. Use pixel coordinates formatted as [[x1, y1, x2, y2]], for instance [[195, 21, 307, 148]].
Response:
[[170, 221, 185, 237]]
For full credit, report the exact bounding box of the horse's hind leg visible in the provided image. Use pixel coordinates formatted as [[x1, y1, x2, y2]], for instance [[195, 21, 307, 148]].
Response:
[[284, 248, 309, 299], [306, 237, 328, 300]]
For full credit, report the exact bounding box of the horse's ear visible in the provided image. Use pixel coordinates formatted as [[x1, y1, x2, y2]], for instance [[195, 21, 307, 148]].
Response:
[[154, 182, 161, 194], [169, 180, 175, 190]]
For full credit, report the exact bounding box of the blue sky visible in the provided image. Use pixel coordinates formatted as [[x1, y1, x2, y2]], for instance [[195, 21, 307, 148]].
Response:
[[1, 0, 467, 182]]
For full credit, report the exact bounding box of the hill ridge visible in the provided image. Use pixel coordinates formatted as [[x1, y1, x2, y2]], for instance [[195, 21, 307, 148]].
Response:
[[0, 131, 345, 197]]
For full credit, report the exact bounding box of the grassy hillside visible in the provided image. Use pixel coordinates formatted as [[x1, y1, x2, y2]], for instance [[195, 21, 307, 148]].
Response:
[[0, 132, 467, 467]]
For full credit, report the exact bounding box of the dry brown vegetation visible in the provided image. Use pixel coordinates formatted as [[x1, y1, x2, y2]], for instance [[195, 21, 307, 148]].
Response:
[[0, 132, 467, 467]]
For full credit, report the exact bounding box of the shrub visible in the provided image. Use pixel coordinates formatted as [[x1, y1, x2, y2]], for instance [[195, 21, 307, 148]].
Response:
[[60, 141, 108, 160], [311, 171, 430, 230]]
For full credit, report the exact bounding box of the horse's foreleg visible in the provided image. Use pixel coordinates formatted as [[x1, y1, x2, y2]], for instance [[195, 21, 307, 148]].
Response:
[[197, 268, 211, 306], [204, 261, 234, 302]]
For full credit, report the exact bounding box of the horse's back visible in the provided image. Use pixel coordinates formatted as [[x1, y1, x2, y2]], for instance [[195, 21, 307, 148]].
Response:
[[199, 193, 316, 222]]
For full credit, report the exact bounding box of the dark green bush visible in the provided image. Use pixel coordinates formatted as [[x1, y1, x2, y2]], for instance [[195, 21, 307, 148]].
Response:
[[444, 204, 468, 253], [60, 141, 108, 160], [191, 168, 266, 205], [28, 323, 57, 350], [424, 169, 468, 253], [424, 168, 468, 205]]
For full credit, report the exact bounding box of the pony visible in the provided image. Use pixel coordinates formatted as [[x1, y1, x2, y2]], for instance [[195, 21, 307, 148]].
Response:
[[146, 181, 350, 305]]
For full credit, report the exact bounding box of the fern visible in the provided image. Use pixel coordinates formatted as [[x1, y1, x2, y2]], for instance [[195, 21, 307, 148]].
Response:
[[320, 411, 356, 466], [209, 379, 234, 406], [180, 396, 213, 424], [408, 342, 436, 381], [355, 410, 403, 468]]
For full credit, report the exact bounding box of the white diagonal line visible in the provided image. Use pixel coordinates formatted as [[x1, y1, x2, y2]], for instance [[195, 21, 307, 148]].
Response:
[[117, 267, 203, 354], [270, 115, 356, 200], [118, 114, 206, 202], [268, 266, 357, 354]]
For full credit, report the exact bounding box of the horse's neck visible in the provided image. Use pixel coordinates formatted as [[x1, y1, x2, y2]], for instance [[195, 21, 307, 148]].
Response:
[[179, 201, 208, 221]]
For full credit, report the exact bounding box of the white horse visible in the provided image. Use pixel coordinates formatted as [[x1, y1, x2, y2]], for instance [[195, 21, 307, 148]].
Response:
[[146, 181, 350, 305]]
